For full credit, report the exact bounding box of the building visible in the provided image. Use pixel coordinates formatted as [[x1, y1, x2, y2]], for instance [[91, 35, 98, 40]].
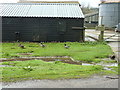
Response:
[[1, 2, 85, 42], [85, 12, 99, 28], [99, 0, 120, 29]]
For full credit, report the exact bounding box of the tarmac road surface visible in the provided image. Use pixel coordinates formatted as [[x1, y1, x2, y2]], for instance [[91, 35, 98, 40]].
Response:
[[2, 76, 118, 88], [108, 42, 120, 62]]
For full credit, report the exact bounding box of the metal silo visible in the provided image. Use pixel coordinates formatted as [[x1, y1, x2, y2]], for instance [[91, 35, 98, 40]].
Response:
[[99, 1, 120, 29]]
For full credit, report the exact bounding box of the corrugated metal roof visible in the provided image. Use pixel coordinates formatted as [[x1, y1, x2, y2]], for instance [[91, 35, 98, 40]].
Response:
[[100, 0, 120, 3], [0, 3, 84, 18], [85, 12, 99, 17], [18, 0, 79, 4]]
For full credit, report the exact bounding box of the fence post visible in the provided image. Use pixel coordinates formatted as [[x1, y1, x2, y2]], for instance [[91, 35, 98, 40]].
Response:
[[96, 25, 105, 42], [99, 25, 105, 42]]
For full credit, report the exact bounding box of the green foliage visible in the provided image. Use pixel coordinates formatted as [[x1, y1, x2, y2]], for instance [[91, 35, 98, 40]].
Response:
[[92, 59, 102, 63], [54, 61, 62, 64], [2, 62, 10, 65], [3, 53, 10, 57], [102, 60, 117, 63], [108, 66, 118, 72], [81, 6, 98, 14]]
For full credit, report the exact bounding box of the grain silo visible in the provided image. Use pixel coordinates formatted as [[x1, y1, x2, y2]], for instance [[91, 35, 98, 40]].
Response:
[[99, 0, 120, 29]]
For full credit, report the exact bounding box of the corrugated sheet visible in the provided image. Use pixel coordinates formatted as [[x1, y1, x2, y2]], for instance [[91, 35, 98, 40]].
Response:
[[100, 0, 120, 3], [0, 3, 84, 18], [99, 3, 120, 28], [85, 12, 99, 17]]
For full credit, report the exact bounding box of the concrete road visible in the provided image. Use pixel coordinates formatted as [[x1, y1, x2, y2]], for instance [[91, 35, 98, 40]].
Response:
[[2, 76, 118, 88], [108, 42, 120, 62], [85, 29, 120, 42]]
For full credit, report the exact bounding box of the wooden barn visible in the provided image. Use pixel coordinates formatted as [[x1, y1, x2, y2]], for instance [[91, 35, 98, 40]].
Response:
[[1, 1, 85, 42]]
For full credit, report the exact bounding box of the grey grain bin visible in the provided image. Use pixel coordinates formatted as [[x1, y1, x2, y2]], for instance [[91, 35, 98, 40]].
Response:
[[99, 2, 120, 29], [1, 2, 85, 42]]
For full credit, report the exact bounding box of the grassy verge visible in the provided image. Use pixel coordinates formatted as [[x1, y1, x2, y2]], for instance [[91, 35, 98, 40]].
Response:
[[1, 42, 113, 63], [1, 60, 118, 82]]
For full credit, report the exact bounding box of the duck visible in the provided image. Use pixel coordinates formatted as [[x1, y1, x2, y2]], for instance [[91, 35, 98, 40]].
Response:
[[40, 42, 46, 48], [64, 44, 70, 49], [110, 55, 116, 60], [18, 43, 25, 49], [17, 40, 20, 42]]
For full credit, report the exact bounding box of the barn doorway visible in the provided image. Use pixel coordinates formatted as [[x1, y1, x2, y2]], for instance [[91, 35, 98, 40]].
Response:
[[33, 30, 47, 42], [32, 18, 47, 42]]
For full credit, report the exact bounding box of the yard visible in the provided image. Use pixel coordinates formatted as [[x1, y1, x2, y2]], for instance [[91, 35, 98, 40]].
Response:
[[0, 42, 118, 82]]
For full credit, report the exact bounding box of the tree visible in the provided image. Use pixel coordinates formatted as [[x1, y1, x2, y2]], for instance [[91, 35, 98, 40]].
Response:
[[81, 3, 98, 14]]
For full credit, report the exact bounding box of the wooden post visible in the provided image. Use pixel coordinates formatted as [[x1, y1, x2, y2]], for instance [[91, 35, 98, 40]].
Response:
[[99, 25, 105, 42], [96, 25, 105, 42]]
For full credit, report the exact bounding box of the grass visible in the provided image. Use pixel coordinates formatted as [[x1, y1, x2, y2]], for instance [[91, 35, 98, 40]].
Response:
[[1, 41, 113, 63], [102, 60, 117, 63], [1, 60, 118, 82], [1, 41, 118, 82], [100, 66, 119, 75]]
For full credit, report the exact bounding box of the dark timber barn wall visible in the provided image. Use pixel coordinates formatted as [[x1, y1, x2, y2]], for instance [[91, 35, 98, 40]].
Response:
[[1, 3, 85, 42]]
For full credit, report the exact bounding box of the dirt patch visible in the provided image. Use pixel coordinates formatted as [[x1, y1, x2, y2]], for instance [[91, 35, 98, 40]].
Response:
[[0, 56, 82, 65], [0, 57, 118, 66], [18, 53, 32, 55]]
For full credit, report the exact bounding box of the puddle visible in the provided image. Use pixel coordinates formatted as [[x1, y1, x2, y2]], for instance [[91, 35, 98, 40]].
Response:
[[0, 65, 13, 67], [105, 76, 119, 79], [82, 63, 94, 66], [96, 63, 118, 67], [103, 67, 112, 71], [82, 62, 118, 71], [104, 63, 118, 67]]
